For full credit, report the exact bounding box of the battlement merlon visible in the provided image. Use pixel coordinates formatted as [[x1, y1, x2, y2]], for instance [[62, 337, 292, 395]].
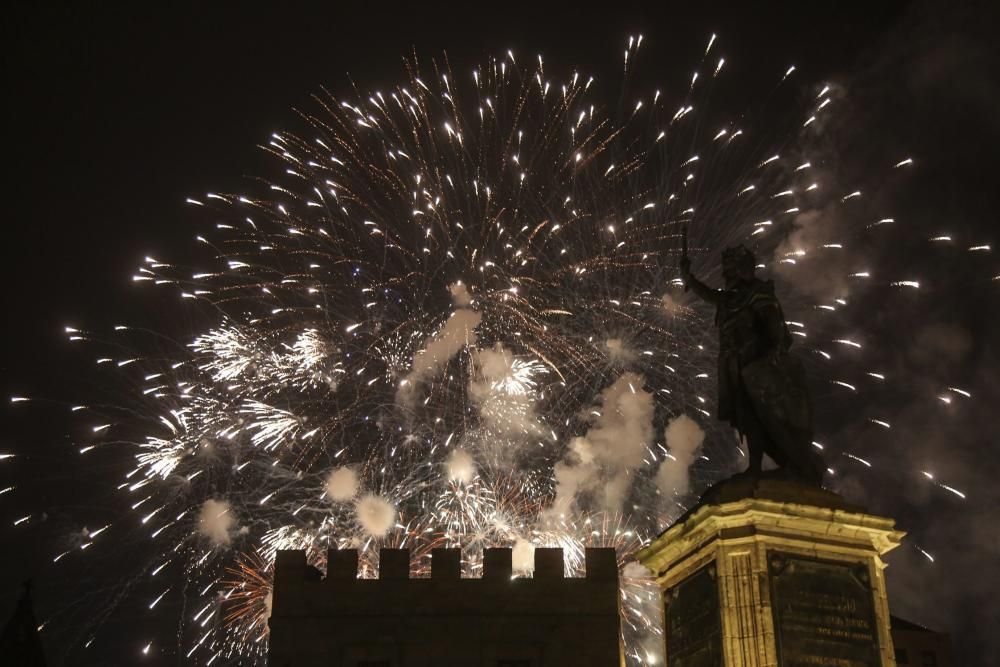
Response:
[[274, 546, 618, 582], [271, 547, 620, 618]]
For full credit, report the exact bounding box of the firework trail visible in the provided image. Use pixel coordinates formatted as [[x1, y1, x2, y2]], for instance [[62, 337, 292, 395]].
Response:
[[4, 32, 978, 665]]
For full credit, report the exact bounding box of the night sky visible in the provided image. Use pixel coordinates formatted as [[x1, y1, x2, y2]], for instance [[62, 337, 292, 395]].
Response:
[[2, 2, 998, 665]]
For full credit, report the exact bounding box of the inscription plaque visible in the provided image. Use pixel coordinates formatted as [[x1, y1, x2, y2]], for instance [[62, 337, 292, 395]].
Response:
[[665, 564, 722, 667], [769, 553, 880, 667]]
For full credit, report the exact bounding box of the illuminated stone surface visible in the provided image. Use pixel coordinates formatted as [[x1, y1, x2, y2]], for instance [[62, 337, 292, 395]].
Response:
[[637, 477, 905, 667]]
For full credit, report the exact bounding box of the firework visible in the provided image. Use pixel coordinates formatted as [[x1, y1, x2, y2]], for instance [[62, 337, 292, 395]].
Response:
[[5, 32, 972, 666]]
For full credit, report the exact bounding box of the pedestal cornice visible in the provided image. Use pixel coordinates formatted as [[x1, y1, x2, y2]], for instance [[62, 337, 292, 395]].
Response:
[[638, 478, 904, 577]]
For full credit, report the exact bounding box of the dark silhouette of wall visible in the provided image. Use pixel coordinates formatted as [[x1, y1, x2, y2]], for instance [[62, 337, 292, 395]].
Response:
[[268, 547, 620, 667], [891, 616, 953, 667]]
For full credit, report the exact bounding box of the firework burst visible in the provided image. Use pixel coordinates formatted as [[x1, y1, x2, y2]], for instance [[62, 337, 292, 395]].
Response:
[[6, 31, 971, 666]]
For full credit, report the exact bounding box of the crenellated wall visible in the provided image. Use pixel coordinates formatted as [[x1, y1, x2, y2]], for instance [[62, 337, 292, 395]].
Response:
[[268, 547, 621, 667]]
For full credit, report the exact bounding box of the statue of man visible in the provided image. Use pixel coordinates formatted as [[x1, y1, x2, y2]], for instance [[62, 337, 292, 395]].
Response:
[[680, 245, 824, 485]]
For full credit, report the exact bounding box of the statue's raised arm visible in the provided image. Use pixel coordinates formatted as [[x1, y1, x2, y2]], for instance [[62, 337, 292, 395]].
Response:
[[679, 255, 722, 305]]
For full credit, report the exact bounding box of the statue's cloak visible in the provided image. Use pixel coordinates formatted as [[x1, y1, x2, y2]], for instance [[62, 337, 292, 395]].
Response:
[[714, 279, 818, 472]]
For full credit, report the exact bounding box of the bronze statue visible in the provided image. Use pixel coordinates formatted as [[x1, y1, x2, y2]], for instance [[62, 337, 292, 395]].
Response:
[[680, 244, 824, 485]]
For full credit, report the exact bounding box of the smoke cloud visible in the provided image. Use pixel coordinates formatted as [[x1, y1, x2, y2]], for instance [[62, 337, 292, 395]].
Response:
[[512, 537, 535, 574], [445, 448, 477, 483], [449, 281, 473, 307], [655, 414, 706, 497], [773, 206, 855, 301], [908, 322, 973, 370], [546, 373, 654, 517], [468, 343, 544, 439], [355, 494, 396, 537], [604, 338, 636, 364], [197, 498, 236, 547], [325, 466, 360, 502], [660, 292, 683, 316], [398, 308, 482, 405]]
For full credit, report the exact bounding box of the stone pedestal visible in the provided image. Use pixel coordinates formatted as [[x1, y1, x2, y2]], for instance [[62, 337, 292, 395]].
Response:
[[636, 477, 905, 667]]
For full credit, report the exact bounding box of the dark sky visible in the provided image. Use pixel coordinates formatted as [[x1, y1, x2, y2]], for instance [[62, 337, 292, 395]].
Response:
[[2, 2, 998, 665]]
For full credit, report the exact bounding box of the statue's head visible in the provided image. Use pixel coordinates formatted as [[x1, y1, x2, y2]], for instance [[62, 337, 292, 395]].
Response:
[[722, 245, 756, 287]]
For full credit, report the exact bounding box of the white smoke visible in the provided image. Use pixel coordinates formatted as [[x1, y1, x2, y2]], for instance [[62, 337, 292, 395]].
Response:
[[547, 439, 598, 518], [398, 307, 482, 405], [263, 592, 273, 622], [546, 373, 654, 518], [774, 207, 854, 300], [355, 494, 396, 537], [472, 343, 517, 382], [197, 498, 236, 547], [655, 414, 706, 497], [661, 292, 683, 315], [468, 343, 544, 438], [449, 281, 473, 307], [512, 537, 535, 574], [324, 466, 360, 502], [604, 338, 636, 364], [445, 448, 477, 483], [622, 561, 653, 580]]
